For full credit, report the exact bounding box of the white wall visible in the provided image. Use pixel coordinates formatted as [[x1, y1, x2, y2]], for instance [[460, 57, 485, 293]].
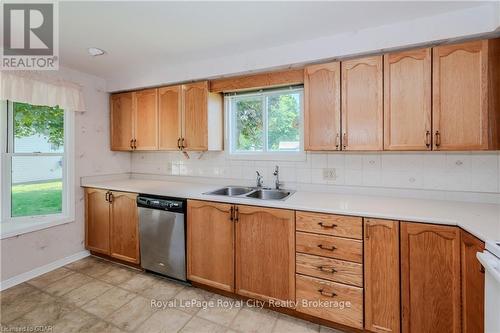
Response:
[[0, 67, 130, 282]]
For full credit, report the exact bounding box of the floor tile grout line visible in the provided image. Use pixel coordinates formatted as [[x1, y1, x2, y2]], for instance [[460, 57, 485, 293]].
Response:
[[20, 274, 127, 331]]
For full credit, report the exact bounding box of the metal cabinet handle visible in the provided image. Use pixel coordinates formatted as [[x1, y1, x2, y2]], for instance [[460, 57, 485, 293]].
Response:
[[105, 191, 109, 202], [133, 139, 137, 149], [108, 192, 113, 203], [425, 131, 431, 148], [318, 244, 336, 251], [435, 131, 441, 147], [130, 139, 134, 149], [177, 138, 181, 150], [318, 222, 337, 229], [230, 206, 234, 221], [318, 289, 337, 298], [342, 133, 347, 149], [335, 133, 340, 150], [181, 138, 185, 149], [234, 206, 239, 222], [318, 266, 337, 274]]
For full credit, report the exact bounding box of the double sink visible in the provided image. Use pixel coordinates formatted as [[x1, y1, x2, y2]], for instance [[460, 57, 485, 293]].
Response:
[[204, 186, 294, 201]]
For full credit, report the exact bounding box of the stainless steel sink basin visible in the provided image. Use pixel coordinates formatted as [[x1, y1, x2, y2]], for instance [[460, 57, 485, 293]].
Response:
[[245, 189, 293, 200], [205, 186, 254, 196], [204, 186, 294, 201]]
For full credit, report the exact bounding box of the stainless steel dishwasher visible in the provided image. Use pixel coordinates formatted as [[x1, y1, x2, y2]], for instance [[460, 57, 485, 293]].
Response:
[[137, 195, 187, 282]]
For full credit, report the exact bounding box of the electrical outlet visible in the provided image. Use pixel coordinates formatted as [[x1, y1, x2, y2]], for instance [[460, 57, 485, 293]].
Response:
[[322, 168, 336, 180]]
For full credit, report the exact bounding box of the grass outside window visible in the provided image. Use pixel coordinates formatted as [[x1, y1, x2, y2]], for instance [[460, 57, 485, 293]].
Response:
[[11, 180, 62, 217]]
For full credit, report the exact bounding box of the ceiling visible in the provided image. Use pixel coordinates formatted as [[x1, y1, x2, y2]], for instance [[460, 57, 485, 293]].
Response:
[[59, 1, 488, 80]]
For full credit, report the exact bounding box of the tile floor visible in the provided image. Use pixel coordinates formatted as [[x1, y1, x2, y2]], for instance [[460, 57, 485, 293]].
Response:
[[1, 256, 345, 333]]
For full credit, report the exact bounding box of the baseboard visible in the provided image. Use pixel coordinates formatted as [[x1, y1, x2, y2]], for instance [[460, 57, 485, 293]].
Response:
[[0, 250, 90, 291]]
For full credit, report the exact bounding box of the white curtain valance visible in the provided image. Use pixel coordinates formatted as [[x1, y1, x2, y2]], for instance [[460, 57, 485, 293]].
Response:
[[0, 71, 86, 111]]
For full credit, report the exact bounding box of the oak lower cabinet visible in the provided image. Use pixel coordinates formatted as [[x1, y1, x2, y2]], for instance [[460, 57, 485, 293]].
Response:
[[400, 222, 461, 333], [295, 211, 364, 329], [109, 191, 140, 263], [364, 219, 400, 333], [187, 200, 234, 291], [187, 201, 295, 302], [85, 188, 111, 254], [85, 188, 140, 264], [461, 230, 485, 333], [235, 205, 295, 302]]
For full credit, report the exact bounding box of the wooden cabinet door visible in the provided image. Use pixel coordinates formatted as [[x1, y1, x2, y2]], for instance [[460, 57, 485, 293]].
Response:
[[364, 219, 400, 333], [109, 191, 139, 263], [341, 56, 383, 150], [182, 81, 208, 150], [187, 200, 234, 291], [85, 188, 110, 254], [433, 40, 488, 150], [384, 49, 432, 151], [110, 92, 134, 151], [235, 205, 295, 302], [401, 222, 461, 333], [461, 230, 485, 333], [158, 85, 182, 150], [304, 62, 341, 150], [133, 89, 158, 150]]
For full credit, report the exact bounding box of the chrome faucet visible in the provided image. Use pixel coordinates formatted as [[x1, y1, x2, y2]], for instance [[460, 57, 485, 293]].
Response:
[[273, 165, 282, 190], [256, 171, 264, 188]]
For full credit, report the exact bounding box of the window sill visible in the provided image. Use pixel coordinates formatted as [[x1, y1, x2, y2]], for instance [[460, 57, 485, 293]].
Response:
[[228, 152, 306, 162], [0, 216, 74, 240]]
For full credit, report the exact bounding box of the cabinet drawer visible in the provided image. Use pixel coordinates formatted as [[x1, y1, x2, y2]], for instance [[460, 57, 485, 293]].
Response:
[[296, 232, 363, 263], [296, 211, 362, 239], [296, 274, 363, 329], [296, 253, 363, 287]]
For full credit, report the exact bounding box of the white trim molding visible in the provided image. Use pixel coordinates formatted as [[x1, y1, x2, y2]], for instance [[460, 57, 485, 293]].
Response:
[[0, 250, 90, 291]]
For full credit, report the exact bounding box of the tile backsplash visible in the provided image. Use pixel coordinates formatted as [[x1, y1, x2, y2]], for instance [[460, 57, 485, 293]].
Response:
[[131, 151, 500, 195]]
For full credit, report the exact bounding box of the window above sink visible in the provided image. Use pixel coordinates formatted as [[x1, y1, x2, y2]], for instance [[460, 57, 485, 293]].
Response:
[[225, 86, 305, 161]]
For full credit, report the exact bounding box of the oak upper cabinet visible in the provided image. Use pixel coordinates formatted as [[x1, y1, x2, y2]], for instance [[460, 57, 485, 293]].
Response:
[[384, 48, 432, 151], [433, 39, 500, 150], [110, 92, 134, 151], [460, 230, 485, 333], [341, 56, 383, 150], [110, 89, 158, 151], [187, 200, 234, 291], [85, 188, 111, 255], [304, 62, 341, 150], [401, 222, 461, 333], [158, 85, 182, 150], [133, 89, 158, 150], [235, 205, 295, 302], [85, 188, 140, 264], [109, 191, 139, 264], [364, 219, 400, 333], [182, 81, 223, 151]]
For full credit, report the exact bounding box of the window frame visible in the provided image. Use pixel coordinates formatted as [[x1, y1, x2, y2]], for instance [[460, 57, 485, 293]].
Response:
[[225, 86, 305, 161], [0, 100, 75, 234]]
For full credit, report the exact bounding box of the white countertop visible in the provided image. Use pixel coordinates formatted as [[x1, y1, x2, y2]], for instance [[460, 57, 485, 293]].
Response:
[[81, 178, 500, 242]]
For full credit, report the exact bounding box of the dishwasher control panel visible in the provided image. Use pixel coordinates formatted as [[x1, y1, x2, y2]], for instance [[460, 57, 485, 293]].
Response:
[[137, 195, 185, 213]]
